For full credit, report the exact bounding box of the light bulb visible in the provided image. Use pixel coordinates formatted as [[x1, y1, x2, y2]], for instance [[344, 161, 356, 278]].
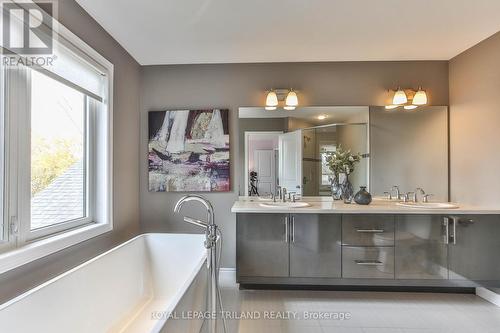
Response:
[[392, 88, 408, 105], [265, 90, 278, 107], [412, 88, 428, 105], [317, 115, 327, 120]]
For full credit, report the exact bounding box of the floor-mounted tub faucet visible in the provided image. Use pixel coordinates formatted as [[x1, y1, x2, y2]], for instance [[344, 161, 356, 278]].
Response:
[[174, 195, 226, 333]]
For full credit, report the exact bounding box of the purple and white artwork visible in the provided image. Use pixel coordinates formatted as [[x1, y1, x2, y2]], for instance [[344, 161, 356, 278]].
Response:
[[148, 109, 230, 192]]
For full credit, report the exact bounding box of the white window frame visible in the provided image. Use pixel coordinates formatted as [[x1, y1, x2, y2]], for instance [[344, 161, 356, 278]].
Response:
[[0, 14, 114, 274], [0, 58, 6, 247]]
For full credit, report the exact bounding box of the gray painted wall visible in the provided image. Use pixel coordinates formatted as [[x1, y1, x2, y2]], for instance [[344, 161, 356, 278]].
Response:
[[140, 62, 449, 268], [449, 31, 500, 206], [0, 0, 141, 303]]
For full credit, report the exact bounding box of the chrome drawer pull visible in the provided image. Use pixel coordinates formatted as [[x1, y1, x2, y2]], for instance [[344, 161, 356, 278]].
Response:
[[355, 260, 383, 266], [356, 229, 384, 233]]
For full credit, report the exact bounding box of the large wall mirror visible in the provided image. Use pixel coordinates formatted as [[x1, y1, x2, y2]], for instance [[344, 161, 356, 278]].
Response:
[[239, 105, 449, 199], [239, 107, 370, 197], [370, 106, 449, 201]]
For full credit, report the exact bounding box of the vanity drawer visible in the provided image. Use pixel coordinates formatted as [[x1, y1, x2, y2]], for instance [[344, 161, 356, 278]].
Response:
[[342, 246, 395, 279], [342, 215, 395, 246]]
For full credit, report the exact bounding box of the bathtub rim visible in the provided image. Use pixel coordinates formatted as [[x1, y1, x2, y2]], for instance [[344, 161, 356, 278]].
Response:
[[0, 232, 208, 326]]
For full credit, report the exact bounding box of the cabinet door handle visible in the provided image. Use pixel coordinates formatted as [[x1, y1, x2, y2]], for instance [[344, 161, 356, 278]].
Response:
[[443, 217, 450, 244], [291, 216, 295, 243], [451, 217, 457, 245], [284, 216, 289, 243], [355, 260, 383, 266], [356, 229, 384, 233]]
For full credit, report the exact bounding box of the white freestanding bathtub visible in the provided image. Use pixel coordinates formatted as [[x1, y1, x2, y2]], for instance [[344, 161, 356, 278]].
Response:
[[0, 233, 208, 333]]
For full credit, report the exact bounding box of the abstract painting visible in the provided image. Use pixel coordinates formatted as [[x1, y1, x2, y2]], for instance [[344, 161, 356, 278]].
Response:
[[148, 109, 230, 192]]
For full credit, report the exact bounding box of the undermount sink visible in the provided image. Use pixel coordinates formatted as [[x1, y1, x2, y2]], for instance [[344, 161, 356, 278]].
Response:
[[259, 202, 311, 208], [396, 202, 459, 209]]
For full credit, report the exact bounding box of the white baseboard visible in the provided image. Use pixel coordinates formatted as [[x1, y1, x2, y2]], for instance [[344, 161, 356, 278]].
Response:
[[476, 287, 500, 307], [219, 267, 236, 272], [218, 267, 236, 285]]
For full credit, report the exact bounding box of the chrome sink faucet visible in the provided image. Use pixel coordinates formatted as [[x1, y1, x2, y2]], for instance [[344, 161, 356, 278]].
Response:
[[282, 188, 287, 202], [391, 186, 400, 200], [274, 186, 281, 202], [414, 188, 426, 202]]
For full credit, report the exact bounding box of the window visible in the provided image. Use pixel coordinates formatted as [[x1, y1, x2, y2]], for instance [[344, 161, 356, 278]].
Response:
[[0, 3, 113, 273], [320, 144, 336, 186], [30, 70, 90, 236]]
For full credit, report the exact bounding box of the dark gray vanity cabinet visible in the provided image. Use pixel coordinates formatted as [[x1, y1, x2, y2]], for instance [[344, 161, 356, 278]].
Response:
[[236, 212, 500, 289], [448, 215, 500, 284], [236, 213, 289, 277], [289, 214, 342, 278], [236, 213, 342, 279], [395, 215, 448, 279]]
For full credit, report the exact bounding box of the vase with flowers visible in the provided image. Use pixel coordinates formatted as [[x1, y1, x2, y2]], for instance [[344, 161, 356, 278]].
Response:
[[326, 145, 361, 202]]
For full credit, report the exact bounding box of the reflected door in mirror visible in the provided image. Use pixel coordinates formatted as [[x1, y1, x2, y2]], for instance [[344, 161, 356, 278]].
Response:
[[253, 150, 276, 196], [279, 130, 302, 194]]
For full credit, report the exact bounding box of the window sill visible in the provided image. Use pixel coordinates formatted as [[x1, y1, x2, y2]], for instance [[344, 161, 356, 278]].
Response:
[[0, 222, 112, 275]]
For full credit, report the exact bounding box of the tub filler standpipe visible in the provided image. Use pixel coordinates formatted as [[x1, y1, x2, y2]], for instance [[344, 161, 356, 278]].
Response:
[[174, 195, 227, 333]]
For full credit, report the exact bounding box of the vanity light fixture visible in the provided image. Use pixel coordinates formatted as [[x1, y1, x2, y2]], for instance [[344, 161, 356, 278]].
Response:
[[392, 87, 408, 105], [264, 88, 299, 111], [284, 90, 298, 110], [265, 90, 278, 110], [386, 87, 428, 111]]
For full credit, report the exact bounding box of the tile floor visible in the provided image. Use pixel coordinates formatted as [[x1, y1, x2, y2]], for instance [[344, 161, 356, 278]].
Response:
[[205, 272, 500, 333]]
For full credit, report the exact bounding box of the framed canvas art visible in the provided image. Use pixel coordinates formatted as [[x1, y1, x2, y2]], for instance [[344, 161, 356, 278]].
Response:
[[148, 109, 230, 192]]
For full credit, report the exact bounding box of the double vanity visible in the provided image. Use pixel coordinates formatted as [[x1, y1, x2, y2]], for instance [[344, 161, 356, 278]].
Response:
[[232, 197, 500, 290], [237, 105, 500, 291]]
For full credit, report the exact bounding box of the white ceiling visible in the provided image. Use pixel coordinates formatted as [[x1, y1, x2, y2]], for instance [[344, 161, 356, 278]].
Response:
[[75, 0, 500, 65]]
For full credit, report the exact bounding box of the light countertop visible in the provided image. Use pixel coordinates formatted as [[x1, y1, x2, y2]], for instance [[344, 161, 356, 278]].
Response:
[[231, 197, 500, 215]]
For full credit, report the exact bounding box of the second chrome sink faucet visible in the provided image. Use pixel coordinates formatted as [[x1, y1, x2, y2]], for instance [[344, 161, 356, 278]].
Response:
[[273, 186, 298, 203], [274, 186, 287, 202], [383, 185, 401, 200], [386, 185, 433, 203]]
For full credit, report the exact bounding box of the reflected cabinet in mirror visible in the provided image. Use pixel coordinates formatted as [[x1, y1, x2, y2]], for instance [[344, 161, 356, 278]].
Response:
[[239, 105, 448, 200]]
